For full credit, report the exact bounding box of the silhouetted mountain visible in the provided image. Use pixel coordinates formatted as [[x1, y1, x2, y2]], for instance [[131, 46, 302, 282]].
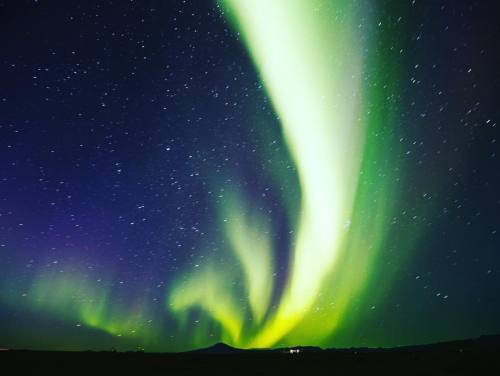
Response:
[[1, 335, 500, 375], [190, 342, 246, 354], [190, 342, 323, 354], [188, 335, 500, 354]]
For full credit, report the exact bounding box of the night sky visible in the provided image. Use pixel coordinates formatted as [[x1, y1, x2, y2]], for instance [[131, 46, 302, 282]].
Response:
[[0, 0, 499, 352]]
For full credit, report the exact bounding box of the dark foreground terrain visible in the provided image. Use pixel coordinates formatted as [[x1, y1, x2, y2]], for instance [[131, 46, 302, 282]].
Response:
[[2, 335, 499, 375]]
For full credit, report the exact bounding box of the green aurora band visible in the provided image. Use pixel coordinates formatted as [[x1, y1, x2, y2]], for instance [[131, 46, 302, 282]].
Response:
[[23, 265, 156, 343], [168, 0, 408, 349]]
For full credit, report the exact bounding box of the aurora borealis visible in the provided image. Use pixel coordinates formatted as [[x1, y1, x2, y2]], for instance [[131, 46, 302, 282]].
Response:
[[169, 0, 386, 348], [1, 0, 500, 352]]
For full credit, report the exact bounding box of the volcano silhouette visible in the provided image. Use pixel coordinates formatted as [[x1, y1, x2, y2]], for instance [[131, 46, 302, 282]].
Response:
[[192, 342, 246, 354]]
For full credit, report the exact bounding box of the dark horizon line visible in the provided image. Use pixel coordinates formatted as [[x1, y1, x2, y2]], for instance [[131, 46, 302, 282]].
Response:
[[2, 333, 499, 354]]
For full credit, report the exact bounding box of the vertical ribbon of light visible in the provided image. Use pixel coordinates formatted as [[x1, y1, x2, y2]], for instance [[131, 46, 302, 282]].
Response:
[[221, 0, 365, 347]]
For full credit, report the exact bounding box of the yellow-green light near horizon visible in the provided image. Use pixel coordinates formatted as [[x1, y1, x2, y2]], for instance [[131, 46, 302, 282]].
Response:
[[21, 267, 156, 342]]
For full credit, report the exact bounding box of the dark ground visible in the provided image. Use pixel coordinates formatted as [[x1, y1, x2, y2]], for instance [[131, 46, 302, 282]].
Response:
[[2, 336, 499, 375]]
